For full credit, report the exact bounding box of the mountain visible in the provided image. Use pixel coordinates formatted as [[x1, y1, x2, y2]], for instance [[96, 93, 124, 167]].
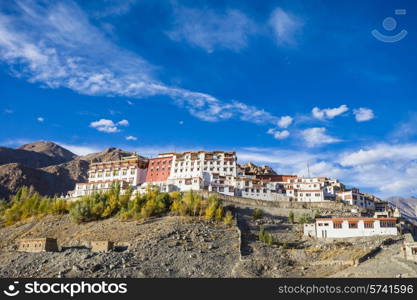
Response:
[[0, 142, 136, 200], [238, 162, 277, 176], [0, 141, 76, 168], [0, 163, 55, 199], [18, 141, 76, 163], [386, 196, 417, 218]]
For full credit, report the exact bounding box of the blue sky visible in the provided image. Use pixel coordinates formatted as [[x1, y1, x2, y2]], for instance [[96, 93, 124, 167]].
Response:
[[1, 0, 417, 198]]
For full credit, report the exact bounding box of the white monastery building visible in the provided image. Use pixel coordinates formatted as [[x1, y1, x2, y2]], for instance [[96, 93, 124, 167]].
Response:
[[304, 217, 398, 238], [69, 154, 148, 198], [66, 150, 386, 214]]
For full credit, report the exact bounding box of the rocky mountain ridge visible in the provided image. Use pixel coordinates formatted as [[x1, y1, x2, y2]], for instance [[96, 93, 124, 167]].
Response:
[[0, 142, 134, 199]]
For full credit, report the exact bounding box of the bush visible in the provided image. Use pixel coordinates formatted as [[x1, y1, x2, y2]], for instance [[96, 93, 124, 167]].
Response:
[[298, 213, 313, 224], [223, 211, 233, 226], [253, 208, 263, 220], [288, 211, 295, 224], [49, 198, 69, 214], [259, 226, 274, 245], [2, 187, 60, 225]]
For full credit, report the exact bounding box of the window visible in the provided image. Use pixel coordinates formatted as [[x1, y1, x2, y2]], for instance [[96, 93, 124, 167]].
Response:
[[333, 222, 342, 229], [113, 170, 119, 176], [122, 170, 127, 176], [364, 221, 374, 229], [349, 222, 358, 229], [380, 221, 395, 228], [130, 169, 135, 175]]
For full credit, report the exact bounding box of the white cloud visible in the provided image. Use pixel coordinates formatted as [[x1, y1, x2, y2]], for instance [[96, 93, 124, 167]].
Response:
[[37, 117, 44, 122], [125, 135, 137, 141], [353, 107, 374, 122], [117, 119, 129, 126], [267, 128, 290, 140], [300, 127, 341, 147], [277, 115, 293, 128], [167, 6, 256, 53], [89, 119, 128, 133], [0, 1, 282, 128], [340, 143, 417, 167], [3, 109, 13, 114], [269, 8, 303, 46], [312, 105, 349, 120]]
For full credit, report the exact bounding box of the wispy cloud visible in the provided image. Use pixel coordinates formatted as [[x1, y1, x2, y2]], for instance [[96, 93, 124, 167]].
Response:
[[269, 8, 303, 46], [390, 113, 417, 142], [277, 115, 293, 128], [89, 119, 129, 133], [312, 105, 349, 120], [267, 128, 290, 140], [125, 135, 138, 141], [36, 117, 44, 122], [88, 0, 138, 18], [300, 127, 341, 147], [0, 1, 282, 128], [353, 107, 374, 122], [167, 5, 256, 53]]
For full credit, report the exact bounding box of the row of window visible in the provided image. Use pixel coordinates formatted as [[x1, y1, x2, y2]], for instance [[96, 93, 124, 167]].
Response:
[[174, 167, 235, 173], [90, 169, 135, 178], [299, 193, 322, 197], [150, 160, 171, 166], [78, 179, 134, 190], [318, 221, 395, 229], [175, 160, 234, 167], [211, 186, 233, 192]]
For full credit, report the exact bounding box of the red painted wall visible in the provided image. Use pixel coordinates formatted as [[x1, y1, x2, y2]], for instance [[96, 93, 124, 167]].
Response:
[[145, 157, 173, 182]]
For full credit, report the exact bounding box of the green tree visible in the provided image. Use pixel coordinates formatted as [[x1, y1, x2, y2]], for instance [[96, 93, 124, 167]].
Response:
[[253, 208, 263, 220]]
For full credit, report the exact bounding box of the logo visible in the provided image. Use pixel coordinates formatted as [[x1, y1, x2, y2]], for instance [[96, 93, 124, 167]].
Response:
[[3, 281, 20, 297], [371, 9, 408, 43]]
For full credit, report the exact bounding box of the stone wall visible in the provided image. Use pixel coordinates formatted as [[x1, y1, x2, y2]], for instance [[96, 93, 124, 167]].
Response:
[[198, 190, 363, 212]]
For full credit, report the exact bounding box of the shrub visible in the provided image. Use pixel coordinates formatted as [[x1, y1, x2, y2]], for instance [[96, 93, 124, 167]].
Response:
[[288, 211, 295, 224], [298, 213, 313, 224], [204, 195, 220, 220], [259, 226, 274, 245], [223, 211, 234, 225], [253, 208, 263, 220], [49, 198, 69, 214]]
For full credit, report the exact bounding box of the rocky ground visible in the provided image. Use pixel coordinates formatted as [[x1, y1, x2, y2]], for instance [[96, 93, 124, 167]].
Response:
[[0, 215, 239, 278], [0, 206, 415, 278]]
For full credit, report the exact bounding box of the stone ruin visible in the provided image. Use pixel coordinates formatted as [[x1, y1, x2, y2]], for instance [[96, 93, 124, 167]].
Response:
[[402, 233, 417, 262], [18, 238, 59, 252], [90, 241, 114, 252]]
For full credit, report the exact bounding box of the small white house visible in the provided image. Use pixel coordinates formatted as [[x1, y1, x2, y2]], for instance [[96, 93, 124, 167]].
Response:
[[304, 217, 398, 238]]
